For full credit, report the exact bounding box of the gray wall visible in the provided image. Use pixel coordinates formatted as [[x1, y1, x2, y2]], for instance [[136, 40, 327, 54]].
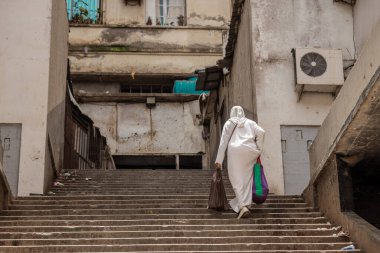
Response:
[[44, 0, 69, 193]]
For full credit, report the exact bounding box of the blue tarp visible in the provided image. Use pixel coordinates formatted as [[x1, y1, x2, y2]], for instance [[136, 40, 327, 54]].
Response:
[[173, 77, 209, 95]]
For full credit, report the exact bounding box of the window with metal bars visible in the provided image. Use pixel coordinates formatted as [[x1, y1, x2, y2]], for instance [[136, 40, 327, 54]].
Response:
[[120, 84, 173, 94]]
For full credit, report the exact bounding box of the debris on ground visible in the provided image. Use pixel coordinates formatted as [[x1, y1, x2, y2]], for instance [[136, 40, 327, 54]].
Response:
[[341, 244, 355, 250], [53, 181, 65, 187], [62, 172, 71, 178], [336, 230, 350, 237]]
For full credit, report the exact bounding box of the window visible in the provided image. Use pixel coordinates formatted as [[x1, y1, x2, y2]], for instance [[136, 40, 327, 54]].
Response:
[[120, 84, 173, 94], [146, 0, 186, 26], [67, 0, 102, 24]]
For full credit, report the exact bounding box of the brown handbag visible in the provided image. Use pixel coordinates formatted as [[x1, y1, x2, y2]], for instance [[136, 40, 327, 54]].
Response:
[[207, 168, 229, 211], [208, 122, 237, 211]]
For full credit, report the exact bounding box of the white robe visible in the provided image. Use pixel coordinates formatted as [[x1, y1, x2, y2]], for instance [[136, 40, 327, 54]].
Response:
[[215, 118, 265, 213]]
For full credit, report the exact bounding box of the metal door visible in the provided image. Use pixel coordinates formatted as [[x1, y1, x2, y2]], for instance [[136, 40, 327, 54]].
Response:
[[281, 126, 319, 195], [0, 124, 21, 196]]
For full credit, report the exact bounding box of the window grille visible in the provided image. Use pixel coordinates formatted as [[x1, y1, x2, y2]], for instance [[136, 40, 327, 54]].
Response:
[[121, 84, 173, 94]]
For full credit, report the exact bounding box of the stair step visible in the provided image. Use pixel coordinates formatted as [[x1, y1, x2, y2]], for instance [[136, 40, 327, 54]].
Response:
[[1, 209, 316, 217], [0, 242, 357, 252], [10, 198, 307, 208], [0, 228, 339, 236], [0, 214, 327, 223], [0, 236, 351, 246], [8, 203, 309, 210], [0, 223, 333, 231], [16, 195, 304, 201]]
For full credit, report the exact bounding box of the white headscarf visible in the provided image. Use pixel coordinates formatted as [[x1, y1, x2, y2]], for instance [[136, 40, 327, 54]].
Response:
[[230, 106, 247, 127]]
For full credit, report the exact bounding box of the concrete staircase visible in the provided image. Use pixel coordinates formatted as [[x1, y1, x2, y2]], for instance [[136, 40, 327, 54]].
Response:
[[0, 169, 360, 252]]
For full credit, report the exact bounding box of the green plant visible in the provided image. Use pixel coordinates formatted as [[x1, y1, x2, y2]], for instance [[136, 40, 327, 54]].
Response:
[[70, 0, 94, 24]]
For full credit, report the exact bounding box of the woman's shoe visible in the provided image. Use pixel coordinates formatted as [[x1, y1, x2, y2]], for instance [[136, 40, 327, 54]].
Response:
[[237, 206, 250, 219]]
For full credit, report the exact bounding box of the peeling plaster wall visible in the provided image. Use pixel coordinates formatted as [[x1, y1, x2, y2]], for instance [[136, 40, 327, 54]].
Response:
[[69, 53, 220, 74], [101, 0, 230, 27], [68, 26, 226, 75], [187, 0, 231, 27], [353, 0, 380, 56], [69, 27, 224, 53], [79, 101, 204, 155], [248, 0, 354, 194], [103, 0, 145, 25]]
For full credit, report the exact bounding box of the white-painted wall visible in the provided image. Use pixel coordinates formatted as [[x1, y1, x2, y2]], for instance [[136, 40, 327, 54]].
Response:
[[80, 101, 204, 155], [250, 0, 354, 194], [0, 0, 68, 196], [353, 0, 380, 57]]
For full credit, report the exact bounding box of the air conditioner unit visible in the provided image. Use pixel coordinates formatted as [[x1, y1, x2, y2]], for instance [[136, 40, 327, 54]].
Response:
[[293, 48, 344, 101]]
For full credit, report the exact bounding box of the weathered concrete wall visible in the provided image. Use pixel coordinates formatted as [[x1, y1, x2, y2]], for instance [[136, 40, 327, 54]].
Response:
[[304, 157, 380, 253], [101, 0, 230, 27], [309, 19, 380, 183], [69, 53, 220, 74], [44, 0, 69, 192], [227, 1, 256, 120], [353, 0, 380, 56], [304, 18, 380, 253], [69, 26, 224, 53], [103, 0, 145, 25], [79, 101, 204, 155], [249, 0, 354, 194], [187, 0, 231, 27], [0, 0, 68, 196]]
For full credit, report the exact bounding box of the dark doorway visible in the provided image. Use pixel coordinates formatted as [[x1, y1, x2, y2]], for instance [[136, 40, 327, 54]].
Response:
[[350, 158, 380, 229], [113, 155, 176, 169], [179, 155, 202, 169]]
